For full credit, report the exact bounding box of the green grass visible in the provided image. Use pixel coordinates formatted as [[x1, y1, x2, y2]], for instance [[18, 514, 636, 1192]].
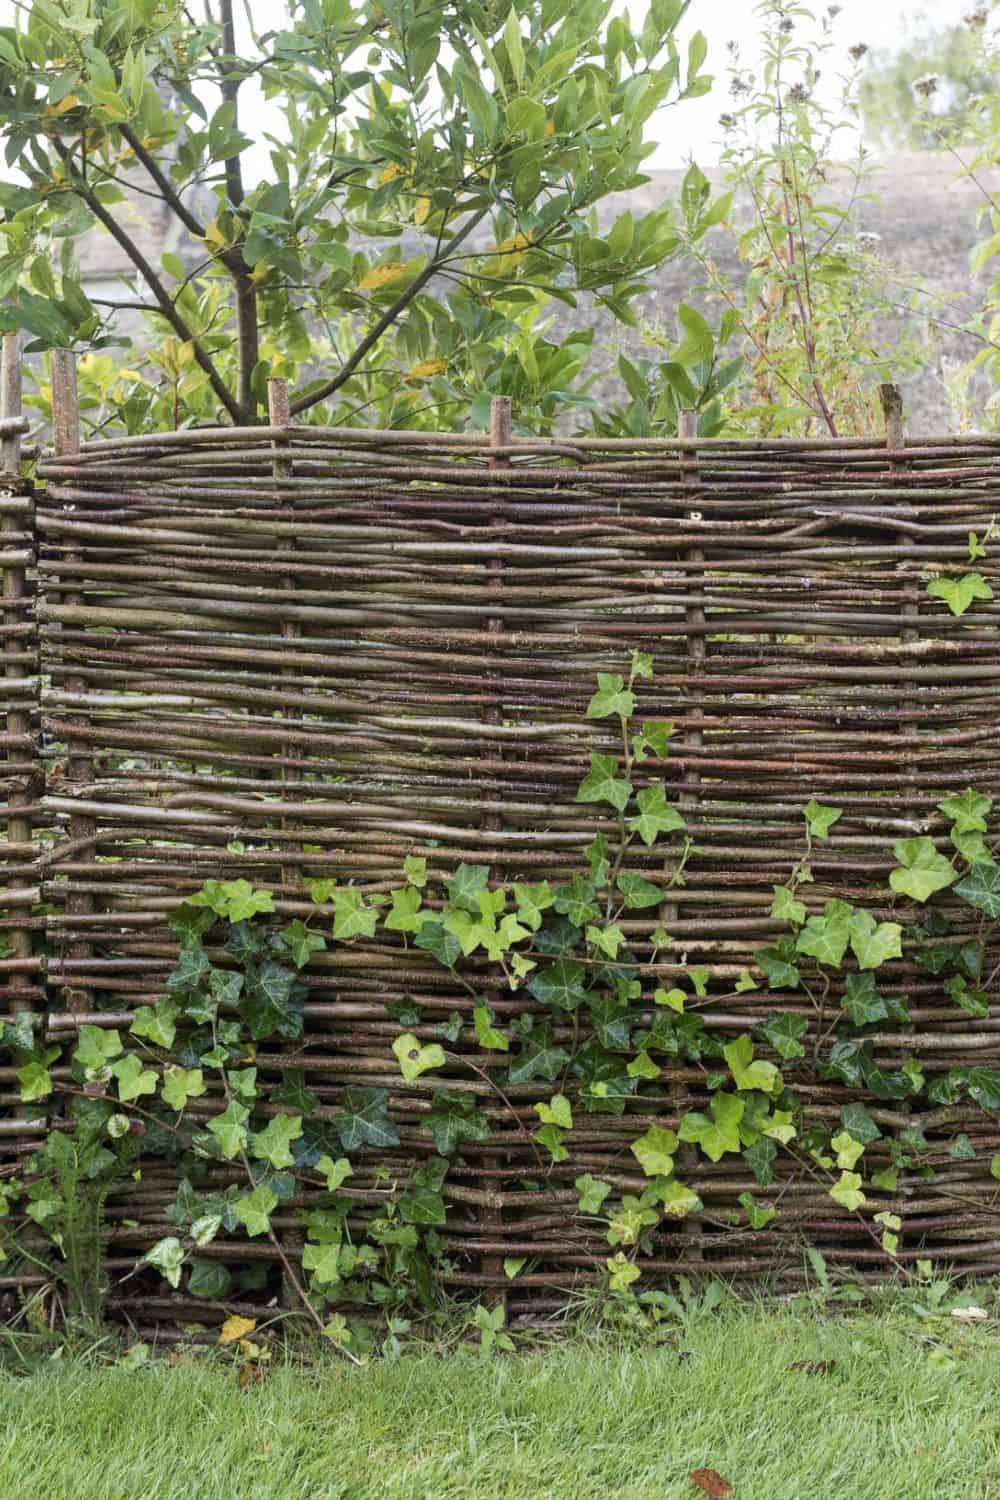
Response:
[[2, 1304, 1000, 1499]]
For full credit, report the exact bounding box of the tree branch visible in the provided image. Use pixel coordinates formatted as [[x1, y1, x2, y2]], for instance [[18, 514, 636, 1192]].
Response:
[[118, 123, 208, 239], [290, 204, 490, 415]]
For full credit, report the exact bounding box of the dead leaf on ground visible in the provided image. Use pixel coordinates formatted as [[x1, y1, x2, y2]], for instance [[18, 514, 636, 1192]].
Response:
[[218, 1314, 257, 1346], [690, 1468, 734, 1497], [788, 1359, 837, 1374], [951, 1306, 989, 1322], [237, 1362, 266, 1389]]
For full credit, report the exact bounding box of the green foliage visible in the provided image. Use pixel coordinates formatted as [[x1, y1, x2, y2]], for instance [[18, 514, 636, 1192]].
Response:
[[0, 0, 725, 437]]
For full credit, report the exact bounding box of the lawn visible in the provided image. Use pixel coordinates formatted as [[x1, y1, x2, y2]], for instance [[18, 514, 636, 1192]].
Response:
[[1, 1301, 999, 1499]]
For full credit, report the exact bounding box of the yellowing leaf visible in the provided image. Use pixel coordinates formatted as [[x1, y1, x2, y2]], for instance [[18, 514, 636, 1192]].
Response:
[[414, 195, 431, 224], [218, 1315, 256, 1346], [358, 263, 406, 292], [203, 217, 229, 254], [406, 358, 447, 380], [377, 162, 407, 185]]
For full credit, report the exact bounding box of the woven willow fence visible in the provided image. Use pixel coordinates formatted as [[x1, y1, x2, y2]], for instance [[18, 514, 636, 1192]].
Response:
[[3, 347, 1000, 1332]]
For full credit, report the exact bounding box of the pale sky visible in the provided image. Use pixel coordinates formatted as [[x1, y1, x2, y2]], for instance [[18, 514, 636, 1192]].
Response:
[[0, 0, 973, 169]]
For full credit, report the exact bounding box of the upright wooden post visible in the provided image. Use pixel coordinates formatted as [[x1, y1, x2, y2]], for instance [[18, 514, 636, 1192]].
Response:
[[481, 395, 512, 1307], [1, 334, 36, 1019], [51, 351, 93, 1012]]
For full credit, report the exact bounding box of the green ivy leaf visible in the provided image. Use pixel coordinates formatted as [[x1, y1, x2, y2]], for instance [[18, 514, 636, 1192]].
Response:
[[278, 919, 327, 968], [723, 1034, 782, 1095], [627, 783, 685, 846], [803, 800, 842, 840], [615, 872, 663, 909], [829, 1170, 867, 1211], [630, 1125, 678, 1176], [271, 1069, 320, 1114], [414, 922, 461, 969], [770, 884, 807, 925], [403, 855, 427, 888], [144, 1236, 185, 1289], [188, 1257, 232, 1299], [513, 881, 555, 931], [535, 1093, 573, 1129], [739, 1191, 776, 1229], [679, 1092, 745, 1161], [938, 788, 992, 834], [336, 1088, 399, 1151], [848, 909, 903, 971], [535, 1123, 568, 1162], [161, 1065, 205, 1112], [955, 862, 1000, 919], [890, 837, 957, 903], [757, 1012, 808, 1060], [654, 986, 686, 1013], [575, 1174, 612, 1214], [586, 922, 624, 959], [576, 752, 632, 812], [840, 1103, 881, 1144], [241, 960, 304, 1041], [586, 672, 635, 720], [607, 1252, 640, 1292], [332, 886, 378, 940], [472, 1004, 509, 1051], [756, 943, 801, 990], [633, 719, 674, 761], [233, 1183, 278, 1237], [17, 1061, 52, 1102], [795, 898, 853, 968], [926, 572, 993, 616], [75, 1024, 123, 1073], [130, 999, 180, 1049], [527, 958, 588, 1012], [743, 1137, 777, 1186], [399, 1156, 448, 1225], [965, 1068, 1000, 1110], [426, 1091, 490, 1155], [392, 1032, 447, 1082], [206, 1100, 250, 1160], [251, 1114, 303, 1169], [831, 1130, 865, 1170], [111, 1054, 157, 1103], [652, 1177, 703, 1218], [447, 863, 491, 913], [508, 1030, 570, 1084]]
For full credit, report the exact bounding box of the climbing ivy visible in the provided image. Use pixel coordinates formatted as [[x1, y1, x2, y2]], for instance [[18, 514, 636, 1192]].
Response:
[[3, 653, 1000, 1347]]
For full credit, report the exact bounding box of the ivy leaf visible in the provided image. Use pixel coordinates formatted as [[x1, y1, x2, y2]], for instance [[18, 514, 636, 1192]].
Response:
[[770, 884, 807, 925], [756, 940, 801, 990], [75, 1025, 123, 1073], [271, 1068, 320, 1113], [723, 1035, 782, 1095], [188, 1257, 232, 1299], [652, 1178, 703, 1218], [803, 800, 842, 840], [829, 1171, 867, 1211], [576, 1174, 613, 1214], [335, 1088, 399, 1151], [528, 958, 588, 1013], [535, 1123, 568, 1162], [926, 572, 993, 616], [627, 1050, 660, 1079], [576, 752, 632, 812], [841, 972, 891, 1027], [111, 1054, 157, 1103], [757, 1012, 808, 1060], [161, 1065, 206, 1112], [414, 922, 461, 969], [332, 886, 378, 940], [948, 1133, 976, 1160], [965, 1068, 1000, 1110], [508, 1031, 570, 1085], [144, 1236, 185, 1289], [938, 788, 992, 834], [831, 1130, 865, 1170], [627, 783, 685, 846], [303, 1240, 343, 1285], [630, 1125, 678, 1177], [392, 1032, 447, 1082], [17, 1062, 52, 1101], [447, 863, 490, 913], [315, 1155, 353, 1191], [535, 1093, 573, 1130], [743, 1138, 777, 1186], [206, 1100, 250, 1160], [399, 1156, 448, 1225], [426, 1091, 490, 1155], [130, 999, 180, 1049], [615, 872, 663, 909], [278, 920, 327, 968], [890, 837, 957, 903], [587, 922, 624, 959], [739, 1191, 776, 1230], [630, 649, 654, 680], [251, 1114, 303, 1169], [848, 910, 903, 971], [607, 1252, 640, 1292], [586, 672, 635, 720], [553, 874, 600, 928], [434, 1012, 464, 1044], [233, 1184, 278, 1237], [472, 1005, 509, 1051], [403, 855, 427, 888], [679, 1093, 745, 1161], [512, 881, 555, 932], [795, 899, 853, 968], [654, 986, 686, 1013], [633, 719, 674, 761], [241, 961, 304, 1041], [955, 861, 1000, 919], [840, 1103, 881, 1144]]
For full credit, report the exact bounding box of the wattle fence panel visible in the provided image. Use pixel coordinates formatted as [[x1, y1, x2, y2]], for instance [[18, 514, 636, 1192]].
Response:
[[2, 389, 1000, 1327]]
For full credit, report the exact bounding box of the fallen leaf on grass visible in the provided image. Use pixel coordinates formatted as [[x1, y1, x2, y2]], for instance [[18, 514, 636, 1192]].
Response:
[[237, 1362, 266, 1389], [219, 1314, 257, 1345], [951, 1306, 989, 1322], [690, 1469, 734, 1497], [788, 1359, 837, 1374]]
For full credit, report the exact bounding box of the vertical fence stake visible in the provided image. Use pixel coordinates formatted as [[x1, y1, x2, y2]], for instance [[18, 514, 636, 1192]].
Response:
[[482, 395, 512, 1308], [675, 408, 705, 1263], [268, 377, 302, 896], [880, 381, 916, 1254], [51, 350, 93, 1013], [1, 333, 36, 1023]]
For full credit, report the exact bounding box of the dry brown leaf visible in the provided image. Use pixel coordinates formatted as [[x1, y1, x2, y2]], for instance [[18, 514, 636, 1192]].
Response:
[[788, 1359, 837, 1374], [237, 1362, 266, 1389], [690, 1468, 734, 1497], [218, 1314, 257, 1346]]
